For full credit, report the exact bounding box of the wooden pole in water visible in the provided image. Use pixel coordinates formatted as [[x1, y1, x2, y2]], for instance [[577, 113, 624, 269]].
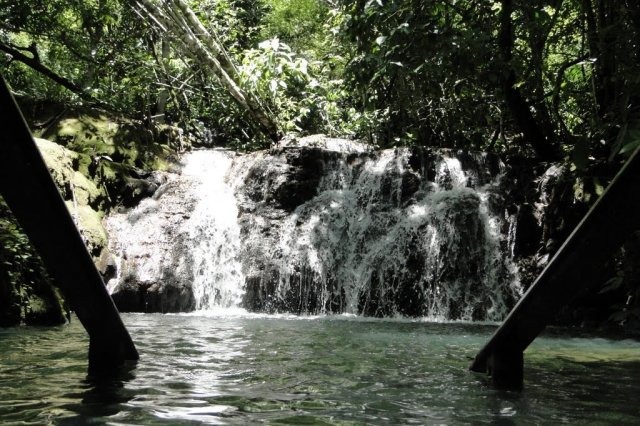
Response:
[[0, 76, 139, 373], [470, 144, 640, 388]]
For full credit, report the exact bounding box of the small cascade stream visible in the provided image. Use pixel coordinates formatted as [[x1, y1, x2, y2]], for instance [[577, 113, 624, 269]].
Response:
[[106, 149, 245, 311], [106, 138, 521, 320]]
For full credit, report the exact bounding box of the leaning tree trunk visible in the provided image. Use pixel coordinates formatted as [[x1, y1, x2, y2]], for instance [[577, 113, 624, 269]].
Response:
[[135, 0, 281, 142], [154, 39, 171, 124]]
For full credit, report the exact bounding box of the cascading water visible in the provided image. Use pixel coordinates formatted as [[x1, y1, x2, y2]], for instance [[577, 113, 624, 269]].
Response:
[[230, 142, 521, 321], [179, 151, 245, 309], [105, 149, 244, 311], [106, 137, 521, 320]]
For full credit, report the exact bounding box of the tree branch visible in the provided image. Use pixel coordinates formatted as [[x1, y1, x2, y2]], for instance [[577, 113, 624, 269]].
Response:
[[552, 55, 590, 124], [0, 41, 117, 112], [0, 41, 83, 95]]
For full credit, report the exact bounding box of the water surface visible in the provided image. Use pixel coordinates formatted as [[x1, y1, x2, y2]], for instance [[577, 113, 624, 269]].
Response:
[[1, 312, 640, 424]]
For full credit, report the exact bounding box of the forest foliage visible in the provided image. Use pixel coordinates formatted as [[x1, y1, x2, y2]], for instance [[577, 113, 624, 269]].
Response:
[[2, 0, 640, 162], [1, 0, 640, 327]]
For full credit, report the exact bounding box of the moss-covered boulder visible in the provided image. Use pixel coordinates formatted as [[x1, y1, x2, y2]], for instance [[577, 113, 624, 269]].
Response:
[[36, 110, 183, 209], [40, 110, 179, 172], [33, 138, 110, 260], [64, 202, 108, 258], [2, 106, 184, 326], [35, 138, 103, 207]]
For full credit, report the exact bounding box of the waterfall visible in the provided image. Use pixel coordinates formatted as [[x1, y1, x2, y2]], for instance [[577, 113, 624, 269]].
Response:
[[106, 149, 244, 311], [231, 146, 520, 320], [180, 151, 245, 309], [106, 138, 521, 320]]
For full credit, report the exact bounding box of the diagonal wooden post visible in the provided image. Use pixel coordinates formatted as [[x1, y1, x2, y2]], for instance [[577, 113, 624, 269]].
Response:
[[0, 76, 139, 373], [470, 144, 640, 388]]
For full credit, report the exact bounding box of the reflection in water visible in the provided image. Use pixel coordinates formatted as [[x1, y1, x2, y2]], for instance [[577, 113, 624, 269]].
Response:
[[82, 365, 138, 405], [1, 313, 640, 424]]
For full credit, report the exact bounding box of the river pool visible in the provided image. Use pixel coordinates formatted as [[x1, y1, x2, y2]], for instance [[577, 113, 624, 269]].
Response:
[[1, 312, 640, 424]]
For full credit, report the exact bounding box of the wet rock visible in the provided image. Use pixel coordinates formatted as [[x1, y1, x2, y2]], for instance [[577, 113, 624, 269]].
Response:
[[230, 139, 520, 320], [143, 279, 194, 313], [109, 278, 146, 312], [512, 203, 541, 258], [109, 265, 195, 313], [400, 171, 421, 204], [272, 148, 326, 210], [121, 173, 164, 208]]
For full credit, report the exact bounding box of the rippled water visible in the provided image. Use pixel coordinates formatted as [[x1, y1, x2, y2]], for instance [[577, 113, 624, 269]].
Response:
[[1, 313, 640, 424]]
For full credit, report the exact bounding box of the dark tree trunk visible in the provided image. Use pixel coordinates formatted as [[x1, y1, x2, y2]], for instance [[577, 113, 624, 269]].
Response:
[[583, 0, 619, 120], [498, 0, 561, 161], [0, 78, 139, 373]]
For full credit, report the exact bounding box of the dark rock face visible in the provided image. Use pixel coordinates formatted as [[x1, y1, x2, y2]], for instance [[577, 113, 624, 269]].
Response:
[[121, 175, 162, 208], [272, 148, 334, 211], [110, 264, 195, 313], [237, 146, 345, 211], [512, 203, 541, 259], [109, 278, 146, 312], [228, 138, 520, 320]]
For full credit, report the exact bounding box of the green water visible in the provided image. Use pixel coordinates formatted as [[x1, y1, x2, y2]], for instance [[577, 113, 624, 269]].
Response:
[[1, 312, 640, 424]]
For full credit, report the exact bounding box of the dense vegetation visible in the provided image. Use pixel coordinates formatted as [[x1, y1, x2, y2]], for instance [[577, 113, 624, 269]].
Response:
[[1, 0, 639, 328], [3, 1, 640, 156]]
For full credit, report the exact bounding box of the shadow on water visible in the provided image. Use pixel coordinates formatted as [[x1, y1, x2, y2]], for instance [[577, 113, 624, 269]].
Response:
[[0, 320, 142, 424], [58, 363, 138, 422], [470, 348, 640, 424]]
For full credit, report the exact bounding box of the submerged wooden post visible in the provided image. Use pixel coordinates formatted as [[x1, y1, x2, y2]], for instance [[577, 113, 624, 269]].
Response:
[[0, 77, 139, 373], [470, 145, 640, 388]]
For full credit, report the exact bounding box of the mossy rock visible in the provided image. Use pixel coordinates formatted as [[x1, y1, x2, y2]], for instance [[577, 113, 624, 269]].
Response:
[[42, 113, 127, 163], [2, 106, 182, 327], [34, 137, 76, 195], [64, 201, 108, 259], [23, 287, 68, 326], [71, 170, 101, 206], [40, 110, 174, 171], [35, 138, 103, 208]]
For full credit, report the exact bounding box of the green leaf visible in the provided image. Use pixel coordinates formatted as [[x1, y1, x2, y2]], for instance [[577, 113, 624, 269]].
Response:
[[619, 138, 640, 155], [375, 36, 387, 46]]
